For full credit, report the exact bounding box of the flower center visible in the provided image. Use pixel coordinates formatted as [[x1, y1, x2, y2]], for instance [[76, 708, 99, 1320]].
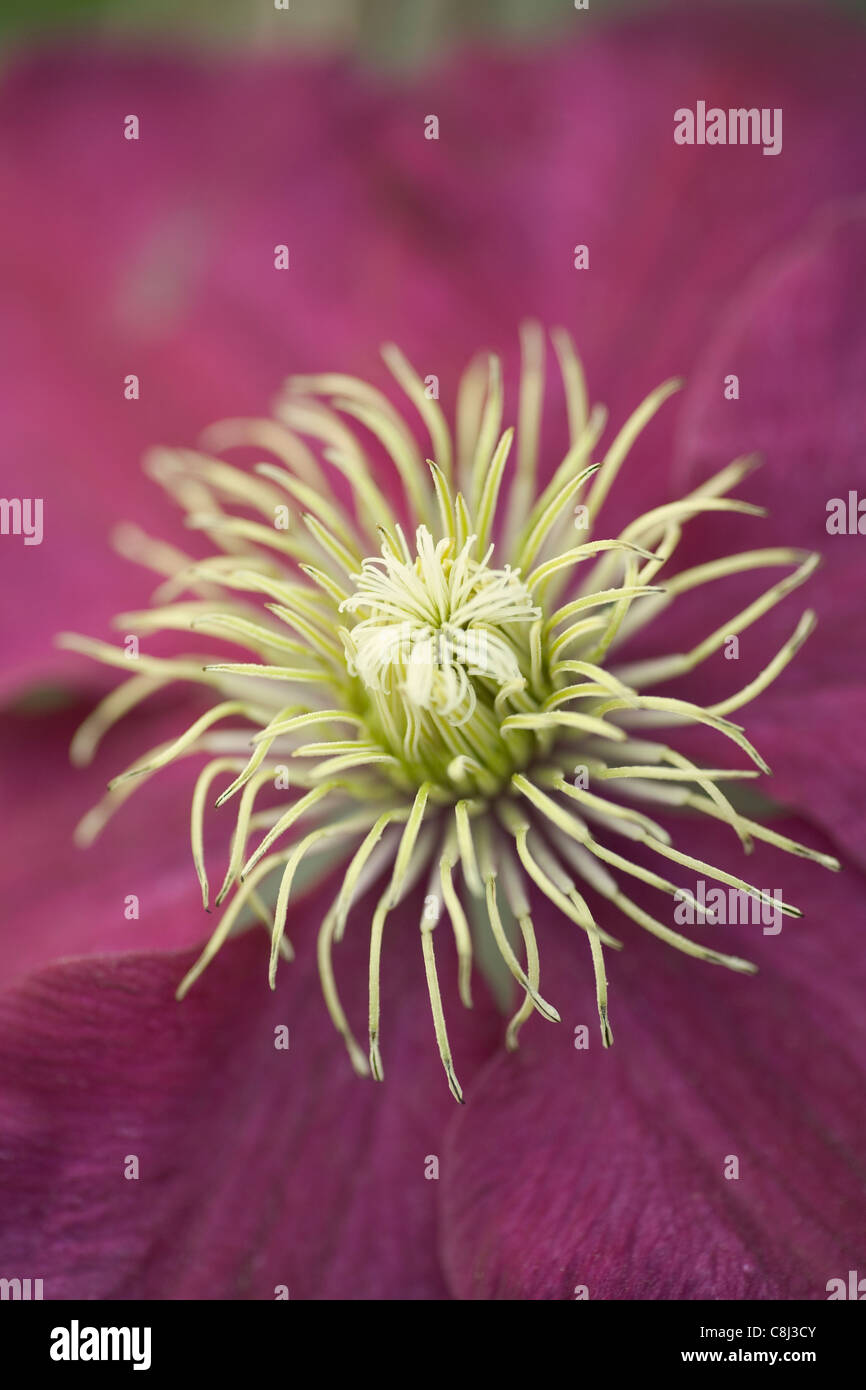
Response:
[[61, 325, 839, 1105], [340, 525, 540, 794]]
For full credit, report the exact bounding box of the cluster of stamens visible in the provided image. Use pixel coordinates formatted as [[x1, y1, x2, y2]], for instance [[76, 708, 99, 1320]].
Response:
[[61, 323, 839, 1101]]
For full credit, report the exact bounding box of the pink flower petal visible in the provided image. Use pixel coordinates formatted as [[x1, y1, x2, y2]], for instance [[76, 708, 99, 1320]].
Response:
[[380, 5, 866, 533], [0, 893, 503, 1299], [0, 54, 424, 695], [0, 696, 237, 979], [674, 206, 866, 863], [440, 817, 865, 1298]]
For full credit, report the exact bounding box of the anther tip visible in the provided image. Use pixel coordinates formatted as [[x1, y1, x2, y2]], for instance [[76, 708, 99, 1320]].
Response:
[[447, 1071, 465, 1104]]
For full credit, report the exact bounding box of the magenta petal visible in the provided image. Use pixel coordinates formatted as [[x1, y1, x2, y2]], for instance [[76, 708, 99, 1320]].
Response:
[[674, 207, 866, 862], [0, 697, 230, 981], [0, 897, 502, 1300], [0, 53, 421, 694], [380, 5, 866, 532], [439, 819, 866, 1299]]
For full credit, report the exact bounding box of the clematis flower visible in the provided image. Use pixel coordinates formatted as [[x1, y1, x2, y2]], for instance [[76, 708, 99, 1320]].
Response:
[[1, 5, 865, 1300]]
